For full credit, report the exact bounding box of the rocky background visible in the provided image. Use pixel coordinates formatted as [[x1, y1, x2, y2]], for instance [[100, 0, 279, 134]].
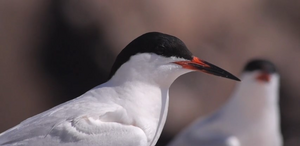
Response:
[[0, 0, 299, 145]]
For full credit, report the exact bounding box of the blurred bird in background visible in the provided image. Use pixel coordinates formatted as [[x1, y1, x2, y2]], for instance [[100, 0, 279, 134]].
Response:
[[0, 0, 299, 146], [168, 59, 282, 146]]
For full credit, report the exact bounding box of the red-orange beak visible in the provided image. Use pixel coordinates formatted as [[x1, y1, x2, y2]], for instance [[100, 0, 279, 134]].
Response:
[[256, 72, 270, 82], [174, 57, 240, 81]]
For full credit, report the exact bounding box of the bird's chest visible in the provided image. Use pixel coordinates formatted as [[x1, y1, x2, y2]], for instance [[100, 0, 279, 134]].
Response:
[[119, 87, 168, 144]]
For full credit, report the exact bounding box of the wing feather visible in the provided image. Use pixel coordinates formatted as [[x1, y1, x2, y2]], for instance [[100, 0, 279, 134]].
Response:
[[0, 92, 147, 146]]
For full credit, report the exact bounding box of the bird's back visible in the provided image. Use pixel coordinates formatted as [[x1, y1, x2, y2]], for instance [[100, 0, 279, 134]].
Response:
[[0, 86, 148, 146], [0, 92, 98, 145]]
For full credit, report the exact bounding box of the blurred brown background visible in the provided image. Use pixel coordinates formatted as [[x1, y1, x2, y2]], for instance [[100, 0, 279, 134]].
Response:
[[0, 0, 299, 145]]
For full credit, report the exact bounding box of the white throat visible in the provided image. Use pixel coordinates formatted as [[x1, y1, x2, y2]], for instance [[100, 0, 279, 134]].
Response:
[[106, 53, 192, 145], [228, 72, 280, 113], [219, 72, 281, 145]]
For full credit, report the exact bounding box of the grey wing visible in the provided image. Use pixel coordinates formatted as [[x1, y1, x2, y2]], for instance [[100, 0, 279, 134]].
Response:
[[0, 98, 148, 146], [0, 97, 104, 145], [0, 90, 105, 145], [167, 112, 239, 146], [0, 102, 77, 145], [0, 120, 147, 146], [168, 134, 240, 146]]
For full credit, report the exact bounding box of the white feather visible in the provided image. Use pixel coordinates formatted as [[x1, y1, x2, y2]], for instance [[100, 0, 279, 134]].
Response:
[[168, 71, 282, 146], [0, 53, 192, 146]]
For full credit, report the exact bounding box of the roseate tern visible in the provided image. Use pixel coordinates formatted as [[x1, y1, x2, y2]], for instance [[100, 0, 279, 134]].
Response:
[[0, 32, 239, 146], [167, 59, 282, 146]]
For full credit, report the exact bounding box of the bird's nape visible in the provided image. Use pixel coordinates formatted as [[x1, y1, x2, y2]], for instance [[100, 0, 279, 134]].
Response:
[[174, 57, 240, 81]]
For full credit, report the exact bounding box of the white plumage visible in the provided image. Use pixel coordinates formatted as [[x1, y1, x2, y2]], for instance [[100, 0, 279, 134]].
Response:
[[168, 60, 282, 146], [0, 32, 239, 146], [0, 53, 192, 146]]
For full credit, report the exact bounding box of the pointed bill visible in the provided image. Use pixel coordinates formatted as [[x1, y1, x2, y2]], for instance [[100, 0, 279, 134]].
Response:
[[174, 57, 240, 81]]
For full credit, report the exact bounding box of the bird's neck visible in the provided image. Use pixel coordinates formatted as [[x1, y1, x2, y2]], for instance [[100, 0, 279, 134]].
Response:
[[104, 79, 170, 144], [225, 82, 279, 122], [107, 53, 192, 88], [104, 57, 190, 144], [108, 70, 177, 90], [224, 84, 282, 144]]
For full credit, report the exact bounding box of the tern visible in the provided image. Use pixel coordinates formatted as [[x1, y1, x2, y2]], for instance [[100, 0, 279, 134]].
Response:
[[167, 59, 282, 146], [0, 32, 239, 146]]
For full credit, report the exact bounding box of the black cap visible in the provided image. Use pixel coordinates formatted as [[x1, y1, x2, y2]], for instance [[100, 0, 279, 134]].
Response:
[[109, 32, 193, 78], [244, 59, 276, 73]]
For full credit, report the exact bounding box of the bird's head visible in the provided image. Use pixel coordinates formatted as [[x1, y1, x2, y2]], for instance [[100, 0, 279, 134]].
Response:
[[235, 59, 279, 104], [108, 32, 239, 87], [242, 59, 278, 85]]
